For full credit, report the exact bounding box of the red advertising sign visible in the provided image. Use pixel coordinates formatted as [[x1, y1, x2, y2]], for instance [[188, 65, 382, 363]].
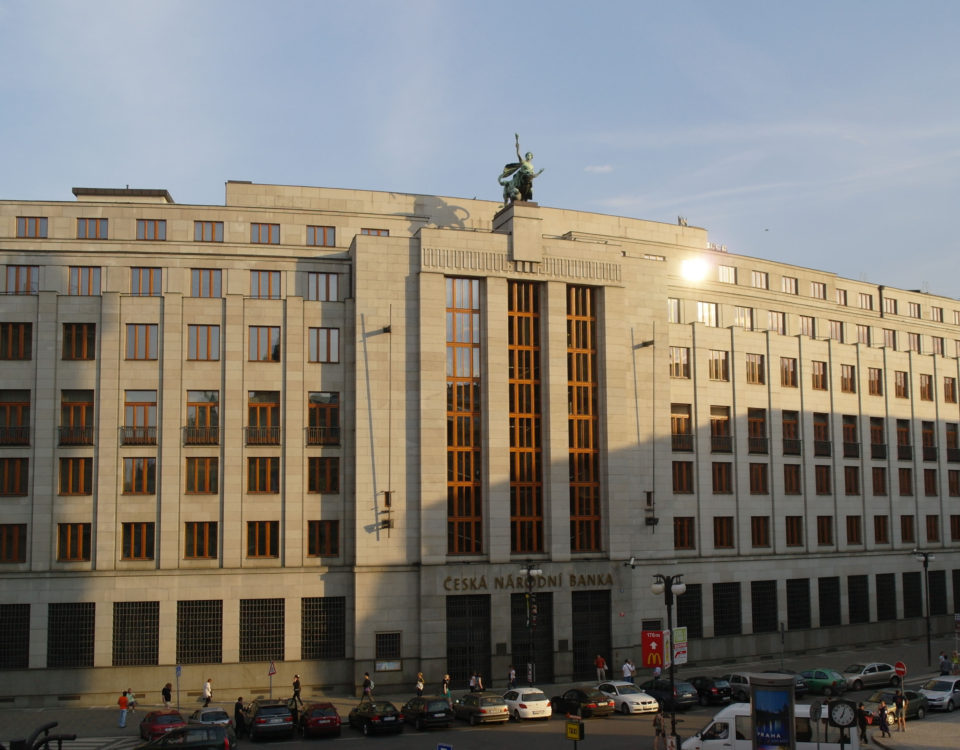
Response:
[[642, 630, 664, 669]]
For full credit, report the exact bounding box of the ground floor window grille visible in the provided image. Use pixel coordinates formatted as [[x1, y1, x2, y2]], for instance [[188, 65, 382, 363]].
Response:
[[847, 575, 869, 624], [240, 598, 284, 662], [177, 600, 222, 664], [0, 603, 29, 669], [902, 571, 922, 618], [929, 569, 947, 615], [48, 602, 95, 668], [750, 580, 777, 633], [875, 573, 896, 621], [818, 577, 841, 627], [676, 583, 703, 639], [785, 579, 811, 630], [113, 601, 159, 665], [302, 597, 345, 659], [713, 582, 742, 636]]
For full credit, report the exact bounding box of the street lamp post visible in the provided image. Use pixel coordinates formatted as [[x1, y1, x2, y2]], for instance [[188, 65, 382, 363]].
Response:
[[522, 562, 543, 686], [912, 549, 935, 667], [651, 573, 686, 744]]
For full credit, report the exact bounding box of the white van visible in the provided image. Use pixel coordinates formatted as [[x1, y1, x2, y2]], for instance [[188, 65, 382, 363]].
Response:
[[681, 702, 859, 750]]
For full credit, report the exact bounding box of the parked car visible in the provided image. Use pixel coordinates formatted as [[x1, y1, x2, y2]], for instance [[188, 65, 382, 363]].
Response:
[[597, 681, 659, 714], [636, 678, 698, 711], [761, 670, 808, 698], [243, 698, 296, 741], [347, 700, 405, 735], [139, 710, 187, 740], [550, 687, 615, 718], [919, 675, 960, 712], [452, 692, 509, 725], [401, 696, 454, 729], [799, 668, 847, 696], [687, 676, 732, 706], [188, 708, 233, 727], [133, 725, 236, 750], [501, 688, 553, 720], [298, 701, 342, 738], [842, 662, 900, 691], [863, 689, 928, 721], [717, 672, 752, 702]]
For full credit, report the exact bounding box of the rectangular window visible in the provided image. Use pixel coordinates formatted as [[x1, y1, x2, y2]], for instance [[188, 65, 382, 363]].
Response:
[[4, 265, 38, 295], [810, 281, 827, 299], [0, 458, 28, 495], [185, 457, 218, 494], [121, 522, 155, 560], [76, 218, 107, 239], [187, 324, 220, 361], [951, 470, 960, 497], [786, 516, 803, 547], [186, 390, 219, 445], [184, 521, 218, 559], [874, 515, 890, 544], [829, 319, 843, 342], [745, 353, 765, 384], [667, 297, 680, 323], [836, 288, 848, 305], [249, 326, 281, 361], [841, 364, 856, 393], [816, 515, 833, 546], [191, 268, 222, 298], [136, 219, 166, 241], [920, 373, 933, 401], [926, 514, 940, 542], [713, 516, 734, 548], [844, 465, 860, 495], [239, 599, 283, 660], [895, 371, 909, 398], [873, 466, 887, 496], [712, 462, 732, 493], [752, 271, 768, 289], [707, 350, 729, 381], [16, 216, 47, 238], [907, 301, 921, 318], [301, 596, 346, 659], [0, 323, 33, 360], [69, 266, 101, 295], [811, 360, 828, 390], [307, 520, 340, 557], [932, 336, 945, 355], [718, 265, 737, 283], [0, 390, 29, 446], [710, 406, 732, 454], [112, 601, 159, 666], [176, 600, 222, 664], [246, 521, 280, 557], [751, 516, 770, 548], [57, 523, 91, 561], [783, 464, 801, 494], [884, 297, 898, 314], [308, 392, 340, 445], [122, 389, 156, 446], [248, 457, 280, 493], [247, 391, 281, 442], [782, 276, 798, 294], [901, 515, 915, 543], [952, 515, 960, 542], [733, 306, 754, 329], [308, 327, 340, 363], [669, 347, 690, 378], [883, 328, 896, 348], [846, 516, 862, 545], [0, 524, 27, 563], [59, 457, 92, 495], [749, 463, 769, 494], [899, 467, 913, 496], [360, 228, 389, 236], [194, 221, 224, 242], [60, 389, 94, 445], [857, 324, 871, 345], [768, 311, 785, 334], [748, 408, 767, 453], [908, 332, 922, 353], [63, 323, 96, 360], [250, 223, 280, 244], [122, 457, 156, 494], [674, 517, 695, 550], [780, 357, 798, 387], [48, 602, 95, 667], [250, 270, 281, 298], [307, 272, 339, 301], [842, 414, 858, 456], [868, 367, 883, 395], [307, 225, 336, 247], [859, 292, 874, 310], [308, 457, 339, 493], [697, 301, 718, 327], [673, 461, 694, 493], [799, 315, 815, 338], [125, 324, 158, 360], [815, 465, 832, 495]]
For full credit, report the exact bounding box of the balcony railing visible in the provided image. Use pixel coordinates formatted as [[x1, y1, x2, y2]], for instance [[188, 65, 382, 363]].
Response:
[[947, 447, 960, 463], [897, 444, 913, 461], [306, 426, 341, 446], [671, 433, 694, 452], [748, 436, 769, 454], [246, 426, 281, 445], [711, 435, 733, 453], [59, 425, 94, 445], [782, 438, 801, 456], [843, 442, 860, 459], [119, 426, 157, 445], [183, 426, 220, 445], [813, 440, 832, 457], [871, 443, 887, 460], [0, 426, 29, 445], [922, 445, 938, 462]]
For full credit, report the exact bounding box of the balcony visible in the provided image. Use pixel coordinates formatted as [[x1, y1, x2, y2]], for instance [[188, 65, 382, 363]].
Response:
[[119, 426, 157, 446], [307, 426, 341, 446], [711, 435, 733, 453], [947, 447, 960, 463], [245, 426, 281, 445], [782, 438, 802, 456], [748, 436, 769, 454], [843, 442, 860, 459], [813, 440, 832, 457], [671, 433, 693, 452], [897, 444, 913, 461], [871, 443, 887, 460], [0, 426, 30, 446], [59, 426, 94, 446], [922, 445, 938, 462], [183, 426, 220, 446]]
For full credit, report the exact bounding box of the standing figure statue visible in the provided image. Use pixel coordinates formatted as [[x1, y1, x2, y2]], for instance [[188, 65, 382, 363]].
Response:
[[498, 133, 544, 204]]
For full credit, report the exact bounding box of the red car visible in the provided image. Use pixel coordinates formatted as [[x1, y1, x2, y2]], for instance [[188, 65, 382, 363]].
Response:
[[298, 702, 342, 738], [140, 709, 187, 739]]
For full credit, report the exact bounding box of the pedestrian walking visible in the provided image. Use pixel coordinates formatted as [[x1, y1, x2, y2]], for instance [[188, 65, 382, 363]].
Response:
[[469, 672, 477, 692], [442, 674, 452, 706], [161, 682, 172, 708], [203, 678, 213, 707], [594, 654, 607, 681], [415, 672, 425, 697], [362, 672, 373, 701], [475, 672, 484, 691], [628, 659, 637, 682], [508, 664, 517, 688], [894, 690, 907, 732], [127, 689, 137, 712], [855, 703, 869, 744], [292, 674, 303, 706], [235, 697, 246, 738], [118, 690, 129, 728], [877, 701, 891, 738]]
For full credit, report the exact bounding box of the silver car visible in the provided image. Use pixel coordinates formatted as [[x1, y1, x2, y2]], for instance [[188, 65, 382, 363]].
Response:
[[919, 675, 960, 712], [597, 681, 659, 715], [841, 662, 899, 691]]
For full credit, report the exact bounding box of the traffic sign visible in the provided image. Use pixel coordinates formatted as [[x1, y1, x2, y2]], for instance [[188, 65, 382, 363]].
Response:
[[894, 661, 907, 677], [176, 665, 182, 677], [268, 661, 277, 676]]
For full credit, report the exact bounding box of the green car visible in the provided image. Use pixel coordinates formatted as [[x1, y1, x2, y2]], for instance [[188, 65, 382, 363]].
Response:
[[799, 668, 847, 696]]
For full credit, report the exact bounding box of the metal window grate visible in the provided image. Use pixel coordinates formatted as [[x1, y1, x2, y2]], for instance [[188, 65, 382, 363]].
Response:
[[875, 573, 897, 621], [446, 594, 490, 688], [48, 602, 95, 668], [301, 597, 346, 659], [113, 601, 159, 665], [177, 600, 222, 664], [240, 598, 284, 662], [902, 572, 922, 618], [750, 580, 778, 633], [376, 631, 401, 660], [713, 582, 742, 636], [785, 579, 811, 630], [818, 577, 841, 627], [0, 603, 29, 669], [929, 570, 947, 615], [847, 575, 869, 624], [570, 589, 610, 680], [676, 583, 703, 639]]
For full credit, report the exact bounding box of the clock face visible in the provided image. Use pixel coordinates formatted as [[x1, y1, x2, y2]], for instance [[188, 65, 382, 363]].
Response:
[[829, 700, 855, 727]]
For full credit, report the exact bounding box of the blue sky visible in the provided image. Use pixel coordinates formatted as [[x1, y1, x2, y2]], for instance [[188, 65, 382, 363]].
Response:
[[2, 0, 959, 297]]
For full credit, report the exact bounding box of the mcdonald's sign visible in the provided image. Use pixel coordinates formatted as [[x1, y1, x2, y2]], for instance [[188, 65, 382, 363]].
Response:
[[642, 629, 664, 667]]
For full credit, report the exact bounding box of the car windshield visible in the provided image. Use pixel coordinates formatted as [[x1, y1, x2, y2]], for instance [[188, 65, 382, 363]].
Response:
[[867, 691, 893, 702], [677, 682, 695, 692], [614, 685, 641, 695], [157, 715, 183, 724], [204, 711, 228, 721], [258, 706, 289, 716], [714, 680, 730, 687], [310, 707, 336, 717], [480, 697, 504, 706], [371, 702, 395, 713], [844, 664, 865, 673], [522, 692, 547, 701], [582, 690, 606, 701], [923, 679, 953, 691], [427, 701, 449, 711]]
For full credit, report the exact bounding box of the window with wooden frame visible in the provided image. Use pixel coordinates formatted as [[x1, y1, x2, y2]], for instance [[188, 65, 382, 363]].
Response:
[[307, 457, 339, 493], [697, 301, 718, 326], [899, 467, 913, 496], [811, 360, 828, 390], [307, 520, 340, 557], [868, 367, 883, 395], [247, 391, 280, 444], [250, 223, 280, 245], [783, 464, 801, 495], [249, 326, 281, 362], [60, 390, 94, 445], [932, 336, 945, 355], [123, 390, 157, 445], [308, 327, 340, 363], [0, 524, 26, 563], [250, 270, 281, 298], [0, 322, 32, 360], [799, 315, 815, 338], [136, 219, 166, 241], [782, 276, 798, 294], [121, 522, 155, 560], [813, 412, 831, 454], [750, 516, 770, 548], [874, 515, 890, 544], [0, 390, 29, 446], [919, 373, 933, 401], [710, 406, 732, 452], [782, 410, 800, 454], [900, 514, 915, 543], [733, 306, 753, 329], [185, 457, 219, 494], [306, 271, 339, 301], [751, 270, 768, 289], [786, 516, 804, 547], [829, 319, 843, 342], [708, 350, 729, 381], [945, 377, 958, 404], [125, 324, 158, 360], [0, 458, 28, 495], [59, 457, 92, 495], [669, 346, 690, 378], [248, 457, 280, 493], [815, 464, 831, 495], [907, 332, 921, 353], [191, 268, 222, 297], [924, 468, 938, 497], [949, 469, 960, 497], [122, 457, 156, 494], [816, 515, 833, 546], [858, 292, 873, 310], [671, 403, 692, 451], [858, 324, 871, 345], [360, 227, 389, 237], [810, 281, 826, 299], [666, 297, 680, 323], [872, 466, 887, 496], [712, 462, 732, 493], [713, 517, 734, 548], [840, 364, 856, 393], [57, 523, 91, 561], [246, 521, 279, 558], [745, 353, 765, 384], [187, 324, 220, 361], [749, 463, 768, 494], [184, 521, 218, 559], [836, 288, 848, 305], [307, 392, 340, 445], [844, 466, 860, 495], [780, 357, 798, 387], [672, 461, 694, 493], [307, 225, 336, 247], [674, 517, 695, 550], [748, 409, 767, 453], [951, 515, 960, 542], [185, 390, 219, 445], [63, 323, 95, 360], [77, 218, 107, 239], [16, 216, 47, 238], [718, 265, 737, 283], [194, 221, 223, 242], [846, 516, 862, 545], [69, 266, 100, 295], [894, 371, 909, 398], [5, 266, 37, 295], [768, 310, 785, 334], [926, 514, 940, 542], [130, 268, 161, 296]]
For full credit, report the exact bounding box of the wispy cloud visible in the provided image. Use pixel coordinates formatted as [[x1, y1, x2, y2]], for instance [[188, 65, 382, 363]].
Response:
[[584, 164, 614, 174]]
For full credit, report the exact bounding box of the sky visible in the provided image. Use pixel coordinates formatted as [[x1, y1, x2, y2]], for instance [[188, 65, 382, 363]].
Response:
[[2, 0, 959, 297]]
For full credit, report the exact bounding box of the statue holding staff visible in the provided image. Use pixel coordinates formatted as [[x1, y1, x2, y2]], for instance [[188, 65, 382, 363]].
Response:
[[498, 133, 544, 204]]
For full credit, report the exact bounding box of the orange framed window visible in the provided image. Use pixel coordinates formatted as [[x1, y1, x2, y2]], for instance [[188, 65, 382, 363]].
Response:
[[187, 325, 220, 361], [63, 323, 96, 360], [69, 266, 100, 295], [185, 521, 218, 559], [307, 520, 340, 557], [246, 520, 279, 557], [121, 522, 155, 560], [57, 523, 91, 561]]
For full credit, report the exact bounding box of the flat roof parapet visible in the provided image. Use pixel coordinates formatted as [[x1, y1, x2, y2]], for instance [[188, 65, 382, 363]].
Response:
[[72, 187, 174, 203]]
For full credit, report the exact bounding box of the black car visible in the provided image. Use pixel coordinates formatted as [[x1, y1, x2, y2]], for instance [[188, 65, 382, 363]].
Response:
[[133, 725, 237, 750], [636, 678, 698, 711], [763, 670, 808, 698], [687, 676, 732, 706], [550, 687, 615, 718], [402, 696, 454, 730], [243, 698, 296, 741], [347, 700, 405, 735]]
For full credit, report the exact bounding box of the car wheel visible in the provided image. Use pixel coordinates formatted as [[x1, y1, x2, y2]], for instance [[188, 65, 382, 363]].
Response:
[[514, 710, 521, 721], [891, 676, 900, 686], [621, 703, 631, 715], [916, 706, 925, 720], [852, 680, 863, 691], [947, 700, 955, 713]]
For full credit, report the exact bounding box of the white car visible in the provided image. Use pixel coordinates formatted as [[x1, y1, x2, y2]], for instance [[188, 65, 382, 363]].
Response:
[[502, 687, 553, 720], [919, 675, 960, 712], [598, 680, 660, 714]]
